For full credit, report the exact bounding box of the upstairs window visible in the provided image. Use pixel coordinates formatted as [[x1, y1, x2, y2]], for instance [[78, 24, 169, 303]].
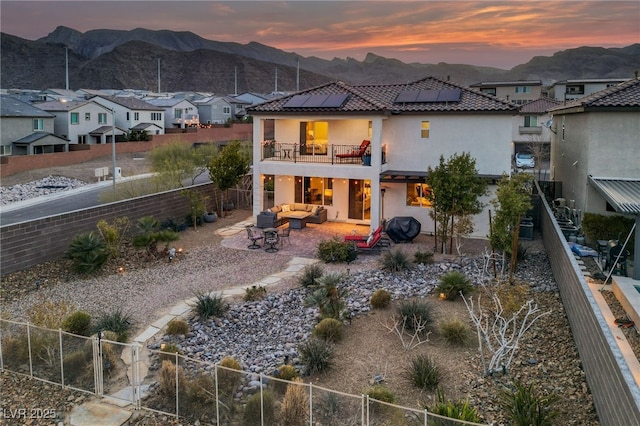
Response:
[[223, 106, 231, 114], [524, 116, 538, 127], [566, 85, 584, 95], [98, 113, 107, 124], [515, 86, 531, 94], [33, 118, 44, 130], [151, 112, 162, 121], [70, 112, 79, 125], [421, 121, 430, 138], [134, 112, 140, 120], [174, 109, 182, 119], [480, 88, 496, 95], [85, 112, 91, 121]]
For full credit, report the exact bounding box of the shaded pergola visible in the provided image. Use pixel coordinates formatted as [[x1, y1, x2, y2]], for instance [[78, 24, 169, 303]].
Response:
[[588, 176, 640, 280]]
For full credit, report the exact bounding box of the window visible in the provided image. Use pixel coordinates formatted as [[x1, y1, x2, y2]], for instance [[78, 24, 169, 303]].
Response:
[[70, 112, 79, 125], [515, 86, 531, 94], [223, 106, 231, 114], [524, 116, 538, 127], [85, 112, 91, 121], [566, 85, 584, 95], [421, 121, 430, 138], [126, 112, 130, 120], [98, 113, 107, 124], [480, 88, 496, 96], [77, 135, 87, 144], [294, 176, 333, 206], [174, 109, 182, 119], [134, 112, 140, 120], [1, 145, 12, 156], [151, 112, 162, 121], [406, 183, 433, 208], [33, 118, 44, 130]]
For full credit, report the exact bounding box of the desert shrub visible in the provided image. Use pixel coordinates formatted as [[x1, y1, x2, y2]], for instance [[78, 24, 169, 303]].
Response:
[[298, 337, 333, 375], [397, 299, 432, 332], [66, 232, 110, 274], [313, 318, 344, 343], [63, 350, 92, 383], [499, 380, 559, 426], [439, 318, 471, 346], [159, 360, 185, 398], [1, 335, 30, 366], [244, 285, 267, 302], [217, 356, 242, 396], [370, 289, 392, 309], [280, 378, 309, 426], [413, 249, 434, 264], [166, 319, 189, 336], [28, 300, 75, 329], [184, 374, 216, 415], [132, 216, 180, 256], [316, 237, 357, 263], [93, 308, 133, 342], [380, 249, 410, 273], [191, 292, 228, 320], [366, 385, 397, 414], [298, 264, 324, 287], [493, 282, 530, 317], [159, 343, 183, 363], [62, 311, 92, 336], [96, 216, 130, 257], [273, 364, 299, 394], [428, 389, 481, 425], [404, 354, 441, 390], [435, 271, 474, 300], [244, 390, 276, 426], [305, 272, 348, 320]]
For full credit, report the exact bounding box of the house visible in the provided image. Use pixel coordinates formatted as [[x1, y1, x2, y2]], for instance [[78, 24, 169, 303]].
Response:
[[145, 98, 200, 128], [194, 96, 235, 125], [548, 78, 640, 278], [0, 95, 68, 155], [234, 92, 273, 106], [39, 88, 79, 102], [34, 99, 125, 145], [89, 96, 165, 136], [248, 77, 518, 238], [470, 80, 542, 105], [512, 97, 561, 175], [548, 78, 631, 102]]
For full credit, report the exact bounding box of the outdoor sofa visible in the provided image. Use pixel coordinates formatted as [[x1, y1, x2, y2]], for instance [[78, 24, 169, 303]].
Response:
[[256, 203, 328, 228]]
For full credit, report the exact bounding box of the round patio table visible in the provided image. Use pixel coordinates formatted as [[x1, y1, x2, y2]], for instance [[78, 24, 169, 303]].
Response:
[[264, 228, 279, 252]]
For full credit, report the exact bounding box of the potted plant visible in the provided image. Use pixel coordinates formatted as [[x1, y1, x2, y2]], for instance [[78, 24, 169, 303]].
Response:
[[203, 198, 217, 223]]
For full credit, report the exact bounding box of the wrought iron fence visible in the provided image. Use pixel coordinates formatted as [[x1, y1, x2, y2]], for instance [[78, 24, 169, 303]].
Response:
[[1, 318, 486, 425]]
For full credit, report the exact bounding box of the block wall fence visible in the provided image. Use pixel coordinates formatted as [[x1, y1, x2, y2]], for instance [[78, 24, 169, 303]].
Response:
[[0, 124, 252, 177], [0, 184, 222, 276]]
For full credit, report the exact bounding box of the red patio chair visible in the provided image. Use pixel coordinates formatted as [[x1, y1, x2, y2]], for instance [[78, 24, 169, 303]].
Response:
[[355, 231, 389, 253], [345, 225, 382, 242], [336, 140, 370, 162]]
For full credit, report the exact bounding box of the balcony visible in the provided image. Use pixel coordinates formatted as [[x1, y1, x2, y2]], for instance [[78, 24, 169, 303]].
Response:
[[261, 142, 386, 165], [519, 126, 542, 135]]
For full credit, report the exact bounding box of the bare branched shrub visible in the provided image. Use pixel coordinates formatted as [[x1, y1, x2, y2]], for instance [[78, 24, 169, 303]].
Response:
[[383, 314, 431, 351]]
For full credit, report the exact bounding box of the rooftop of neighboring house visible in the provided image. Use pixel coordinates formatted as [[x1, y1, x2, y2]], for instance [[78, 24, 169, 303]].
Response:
[[470, 80, 542, 87], [34, 100, 96, 112], [89, 95, 163, 111], [0, 95, 55, 118], [551, 78, 632, 86], [519, 97, 562, 114], [249, 77, 518, 114], [549, 77, 640, 112], [145, 98, 195, 107]]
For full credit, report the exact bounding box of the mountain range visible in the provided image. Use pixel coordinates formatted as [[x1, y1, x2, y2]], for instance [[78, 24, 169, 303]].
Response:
[[2, 26, 639, 94]]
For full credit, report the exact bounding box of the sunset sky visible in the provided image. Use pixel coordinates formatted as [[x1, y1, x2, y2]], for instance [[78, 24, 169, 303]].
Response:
[[1, 1, 638, 69]]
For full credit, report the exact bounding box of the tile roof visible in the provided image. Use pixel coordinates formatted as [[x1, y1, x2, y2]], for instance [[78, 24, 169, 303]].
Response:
[[90, 95, 163, 111], [519, 97, 562, 114], [0, 95, 55, 118], [14, 132, 68, 144], [34, 100, 92, 111], [550, 78, 640, 112], [249, 77, 517, 114], [470, 80, 542, 87]]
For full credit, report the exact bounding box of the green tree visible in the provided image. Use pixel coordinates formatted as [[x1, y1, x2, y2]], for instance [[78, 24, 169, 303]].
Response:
[[489, 173, 533, 277], [426, 152, 487, 254], [207, 141, 251, 217], [148, 141, 217, 187]]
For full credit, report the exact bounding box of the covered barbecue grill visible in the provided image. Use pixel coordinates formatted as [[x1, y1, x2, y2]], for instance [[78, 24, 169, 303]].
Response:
[[385, 216, 421, 243]]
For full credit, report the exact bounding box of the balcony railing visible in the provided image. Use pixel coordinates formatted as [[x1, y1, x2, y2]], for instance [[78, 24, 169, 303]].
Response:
[[519, 126, 542, 134], [261, 142, 386, 165]]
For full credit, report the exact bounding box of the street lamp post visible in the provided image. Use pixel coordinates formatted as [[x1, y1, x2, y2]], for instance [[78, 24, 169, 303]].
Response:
[[112, 109, 117, 193]]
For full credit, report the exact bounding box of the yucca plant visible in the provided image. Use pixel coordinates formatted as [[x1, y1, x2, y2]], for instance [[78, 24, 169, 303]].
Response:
[[435, 270, 474, 300], [380, 248, 410, 273], [499, 380, 559, 426], [93, 308, 133, 342], [299, 264, 324, 287], [404, 354, 441, 390], [397, 299, 432, 332], [305, 272, 348, 320], [439, 318, 471, 346], [428, 389, 481, 425], [190, 292, 228, 320], [66, 232, 110, 274], [298, 337, 333, 375], [413, 249, 434, 264]]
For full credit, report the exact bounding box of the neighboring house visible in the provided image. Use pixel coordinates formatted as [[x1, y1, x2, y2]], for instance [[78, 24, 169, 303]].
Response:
[[548, 78, 631, 102], [90, 96, 165, 135], [548, 78, 640, 279], [39, 88, 79, 102], [145, 98, 200, 129], [227, 96, 252, 119], [194, 96, 234, 125], [470, 80, 542, 105], [34, 99, 124, 145], [234, 92, 273, 106], [248, 77, 518, 238], [512, 97, 561, 173], [0, 95, 68, 155], [75, 88, 110, 99]]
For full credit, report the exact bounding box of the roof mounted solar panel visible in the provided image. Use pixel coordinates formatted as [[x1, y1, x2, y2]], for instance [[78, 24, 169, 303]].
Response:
[[322, 93, 349, 107], [436, 89, 462, 102], [283, 95, 311, 107], [416, 90, 440, 102], [301, 94, 330, 107], [395, 90, 419, 103]]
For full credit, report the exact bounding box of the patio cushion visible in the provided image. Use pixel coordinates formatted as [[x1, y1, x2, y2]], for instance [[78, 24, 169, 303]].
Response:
[[281, 204, 291, 212], [271, 205, 282, 213], [292, 203, 307, 211]]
